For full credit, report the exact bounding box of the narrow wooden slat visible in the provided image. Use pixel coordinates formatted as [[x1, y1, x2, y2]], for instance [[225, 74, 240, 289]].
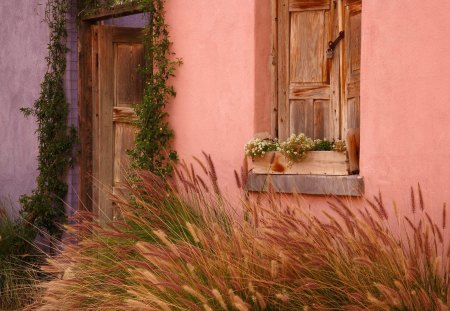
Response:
[[343, 1, 362, 137], [113, 107, 138, 123], [289, 0, 330, 11], [347, 97, 360, 129], [113, 124, 135, 184], [290, 11, 325, 83], [270, 0, 278, 137], [289, 84, 330, 100], [339, 0, 346, 138], [346, 81, 360, 98], [112, 27, 145, 43], [349, 11, 361, 72], [91, 25, 100, 217], [81, 2, 144, 21], [314, 100, 330, 139], [329, 1, 341, 140], [115, 43, 144, 107], [344, 0, 362, 7], [97, 26, 115, 225], [278, 0, 290, 140], [246, 174, 364, 196], [290, 99, 314, 137], [346, 128, 360, 174], [252, 151, 348, 175], [78, 21, 93, 213]]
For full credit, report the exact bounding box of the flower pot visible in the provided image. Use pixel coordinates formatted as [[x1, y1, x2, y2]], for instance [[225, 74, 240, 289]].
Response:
[[251, 151, 349, 175]]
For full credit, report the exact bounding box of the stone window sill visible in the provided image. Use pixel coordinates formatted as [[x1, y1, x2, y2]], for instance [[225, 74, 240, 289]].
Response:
[[245, 174, 364, 197]]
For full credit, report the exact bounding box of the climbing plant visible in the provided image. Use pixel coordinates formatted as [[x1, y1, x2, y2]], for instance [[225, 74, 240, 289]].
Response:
[[130, 0, 181, 175], [79, 0, 180, 176], [20, 0, 76, 238]]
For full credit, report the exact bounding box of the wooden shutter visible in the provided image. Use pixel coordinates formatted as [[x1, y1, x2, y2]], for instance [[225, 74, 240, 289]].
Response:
[[278, 0, 340, 141], [343, 0, 361, 134], [343, 0, 362, 173], [92, 26, 144, 225]]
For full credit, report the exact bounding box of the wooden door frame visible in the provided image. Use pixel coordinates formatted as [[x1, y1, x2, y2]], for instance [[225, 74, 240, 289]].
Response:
[[77, 4, 144, 213]]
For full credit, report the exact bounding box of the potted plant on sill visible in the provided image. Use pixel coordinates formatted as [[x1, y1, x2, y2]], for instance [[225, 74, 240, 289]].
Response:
[[245, 133, 348, 176]]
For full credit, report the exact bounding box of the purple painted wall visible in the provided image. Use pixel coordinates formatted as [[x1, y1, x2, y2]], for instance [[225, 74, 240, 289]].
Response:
[[0, 1, 47, 216], [0, 0, 79, 216]]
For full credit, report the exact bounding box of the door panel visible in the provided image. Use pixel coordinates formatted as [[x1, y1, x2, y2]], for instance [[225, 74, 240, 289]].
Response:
[[279, 0, 340, 141], [92, 25, 144, 225], [343, 1, 362, 135]]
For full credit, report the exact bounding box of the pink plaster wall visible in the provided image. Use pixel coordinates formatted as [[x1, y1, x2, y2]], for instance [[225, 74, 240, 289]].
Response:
[[165, 0, 450, 227], [165, 0, 270, 195], [360, 0, 450, 218]]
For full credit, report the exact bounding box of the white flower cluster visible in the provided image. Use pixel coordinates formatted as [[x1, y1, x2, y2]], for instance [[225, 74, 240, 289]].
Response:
[[244, 138, 280, 158], [245, 134, 346, 161], [280, 133, 314, 162]]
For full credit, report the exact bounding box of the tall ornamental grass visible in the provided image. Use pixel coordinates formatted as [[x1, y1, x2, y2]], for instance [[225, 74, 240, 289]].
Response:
[[35, 157, 449, 310], [0, 204, 40, 309]]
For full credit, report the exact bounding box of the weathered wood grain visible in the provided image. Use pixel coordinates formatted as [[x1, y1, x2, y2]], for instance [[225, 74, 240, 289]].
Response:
[[246, 173, 364, 196], [78, 21, 93, 213], [346, 128, 360, 174], [278, 0, 290, 141], [270, 0, 278, 138], [81, 2, 144, 21], [290, 99, 314, 137], [289, 0, 330, 11], [113, 107, 138, 123], [114, 123, 135, 184], [115, 44, 144, 108], [342, 1, 361, 137], [290, 11, 325, 83], [289, 84, 330, 100], [97, 26, 115, 225], [252, 151, 348, 175], [92, 26, 144, 225], [91, 25, 100, 217]]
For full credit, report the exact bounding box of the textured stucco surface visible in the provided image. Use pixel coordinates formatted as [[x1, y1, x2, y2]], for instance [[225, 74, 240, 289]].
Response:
[[166, 0, 269, 196], [0, 1, 48, 215], [164, 0, 450, 231], [0, 0, 79, 216], [2, 0, 450, 231], [360, 0, 450, 221]]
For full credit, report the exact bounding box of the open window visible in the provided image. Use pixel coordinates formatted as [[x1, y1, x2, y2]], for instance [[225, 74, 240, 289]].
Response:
[[246, 0, 364, 195], [275, 0, 361, 172]]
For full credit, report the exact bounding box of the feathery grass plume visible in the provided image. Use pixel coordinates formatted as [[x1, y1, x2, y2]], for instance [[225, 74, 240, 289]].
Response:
[[411, 186, 417, 214], [0, 203, 41, 309], [34, 159, 449, 310], [443, 203, 447, 229]]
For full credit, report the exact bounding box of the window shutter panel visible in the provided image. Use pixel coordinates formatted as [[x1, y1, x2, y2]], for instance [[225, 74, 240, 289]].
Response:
[[278, 0, 340, 141], [343, 0, 361, 134], [343, 0, 362, 173]]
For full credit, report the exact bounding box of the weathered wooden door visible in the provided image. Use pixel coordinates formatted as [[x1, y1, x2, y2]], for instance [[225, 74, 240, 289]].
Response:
[[92, 25, 144, 225], [278, 0, 341, 141]]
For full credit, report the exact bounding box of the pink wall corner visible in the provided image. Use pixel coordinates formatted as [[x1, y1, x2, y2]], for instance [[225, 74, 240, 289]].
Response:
[[165, 0, 265, 195], [254, 0, 273, 135], [360, 0, 450, 220]]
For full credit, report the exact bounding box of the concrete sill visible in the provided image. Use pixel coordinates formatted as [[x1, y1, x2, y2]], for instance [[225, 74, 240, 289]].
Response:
[[246, 174, 364, 197]]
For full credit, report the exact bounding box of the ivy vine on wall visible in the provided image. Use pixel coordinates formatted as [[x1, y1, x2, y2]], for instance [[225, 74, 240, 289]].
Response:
[[79, 0, 180, 176], [20, 0, 76, 238], [21, 0, 179, 237], [130, 0, 181, 175]]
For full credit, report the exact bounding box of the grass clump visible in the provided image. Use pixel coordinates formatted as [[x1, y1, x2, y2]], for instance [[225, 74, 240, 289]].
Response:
[[36, 158, 449, 310], [0, 205, 40, 309]]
